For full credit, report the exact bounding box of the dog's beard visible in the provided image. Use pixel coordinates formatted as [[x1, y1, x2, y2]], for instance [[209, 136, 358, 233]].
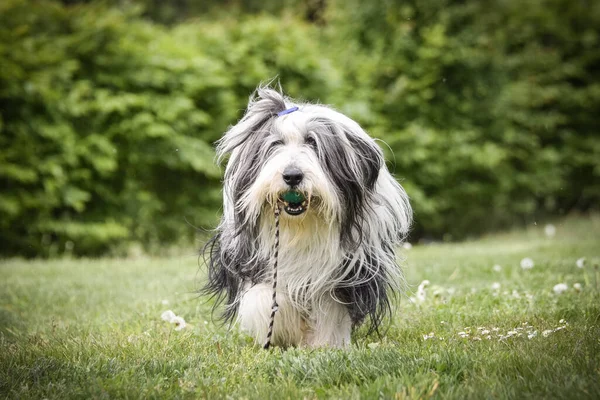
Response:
[[264, 190, 327, 222], [237, 152, 341, 226]]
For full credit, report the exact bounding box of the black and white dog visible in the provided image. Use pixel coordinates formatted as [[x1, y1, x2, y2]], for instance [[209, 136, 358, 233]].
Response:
[[204, 86, 412, 348]]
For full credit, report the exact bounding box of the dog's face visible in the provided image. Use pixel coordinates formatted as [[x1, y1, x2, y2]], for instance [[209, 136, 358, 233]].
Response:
[[218, 89, 384, 247], [238, 115, 335, 219]]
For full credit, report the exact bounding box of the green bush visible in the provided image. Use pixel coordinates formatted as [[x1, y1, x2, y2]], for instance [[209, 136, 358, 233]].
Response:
[[0, 0, 339, 256], [326, 0, 600, 238], [1, 0, 598, 256]]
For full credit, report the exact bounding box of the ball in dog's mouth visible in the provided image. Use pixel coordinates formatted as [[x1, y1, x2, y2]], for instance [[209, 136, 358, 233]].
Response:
[[279, 191, 309, 216]]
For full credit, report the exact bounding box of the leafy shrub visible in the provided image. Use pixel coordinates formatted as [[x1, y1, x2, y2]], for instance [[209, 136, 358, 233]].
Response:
[[326, 0, 600, 239], [0, 0, 339, 256], [1, 0, 598, 256]]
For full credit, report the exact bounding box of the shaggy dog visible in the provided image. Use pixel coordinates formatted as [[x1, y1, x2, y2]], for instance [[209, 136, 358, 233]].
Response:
[[204, 86, 412, 348]]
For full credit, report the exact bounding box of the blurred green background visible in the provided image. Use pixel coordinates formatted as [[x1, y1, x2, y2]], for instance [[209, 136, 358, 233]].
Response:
[[1, 0, 598, 257]]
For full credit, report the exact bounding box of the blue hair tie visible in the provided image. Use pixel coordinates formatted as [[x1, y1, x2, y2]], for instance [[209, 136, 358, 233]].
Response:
[[277, 106, 299, 117]]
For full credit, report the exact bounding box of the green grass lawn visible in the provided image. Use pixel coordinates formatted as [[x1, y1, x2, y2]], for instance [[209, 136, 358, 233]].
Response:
[[1, 215, 599, 399]]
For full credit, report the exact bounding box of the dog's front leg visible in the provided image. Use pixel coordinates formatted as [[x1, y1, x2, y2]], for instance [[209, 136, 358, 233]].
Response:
[[237, 283, 306, 348], [305, 295, 352, 348]]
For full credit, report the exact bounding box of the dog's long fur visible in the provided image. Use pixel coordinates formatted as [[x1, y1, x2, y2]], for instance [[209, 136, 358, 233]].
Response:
[[203, 86, 412, 348]]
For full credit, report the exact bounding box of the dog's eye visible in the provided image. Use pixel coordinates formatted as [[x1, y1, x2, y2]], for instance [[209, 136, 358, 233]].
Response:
[[305, 136, 317, 149], [268, 140, 283, 151]]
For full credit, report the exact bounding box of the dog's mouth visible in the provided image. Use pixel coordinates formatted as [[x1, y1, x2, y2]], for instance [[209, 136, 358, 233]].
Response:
[[278, 191, 309, 216]]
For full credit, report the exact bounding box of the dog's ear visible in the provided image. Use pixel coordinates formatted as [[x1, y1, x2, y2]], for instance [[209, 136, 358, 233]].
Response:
[[310, 117, 383, 191], [345, 132, 383, 190], [216, 87, 287, 162]]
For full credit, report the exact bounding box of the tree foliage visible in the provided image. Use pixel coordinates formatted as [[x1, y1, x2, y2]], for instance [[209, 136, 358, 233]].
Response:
[[0, 0, 338, 256], [0, 0, 598, 256], [326, 0, 600, 238]]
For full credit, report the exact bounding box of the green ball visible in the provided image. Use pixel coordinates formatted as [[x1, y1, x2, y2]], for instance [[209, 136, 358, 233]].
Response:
[[281, 191, 305, 203]]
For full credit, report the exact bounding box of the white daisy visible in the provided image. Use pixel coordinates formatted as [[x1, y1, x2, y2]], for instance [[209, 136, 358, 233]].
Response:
[[491, 282, 501, 291], [402, 242, 413, 250], [576, 257, 586, 268], [161, 299, 169, 305], [544, 224, 556, 238], [528, 331, 537, 339], [492, 264, 502, 272], [573, 283, 582, 292], [172, 316, 186, 331], [520, 257, 534, 270], [161, 310, 176, 322], [553, 283, 568, 295], [416, 280, 430, 302]]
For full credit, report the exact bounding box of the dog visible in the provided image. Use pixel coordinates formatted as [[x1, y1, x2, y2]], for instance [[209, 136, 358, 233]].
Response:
[[203, 86, 412, 348]]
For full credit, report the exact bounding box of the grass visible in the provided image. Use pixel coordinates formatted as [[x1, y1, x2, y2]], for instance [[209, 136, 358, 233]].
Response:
[[1, 214, 599, 399]]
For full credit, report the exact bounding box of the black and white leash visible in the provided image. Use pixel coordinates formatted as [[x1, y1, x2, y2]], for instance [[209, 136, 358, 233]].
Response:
[[262, 107, 300, 349], [263, 204, 281, 349]]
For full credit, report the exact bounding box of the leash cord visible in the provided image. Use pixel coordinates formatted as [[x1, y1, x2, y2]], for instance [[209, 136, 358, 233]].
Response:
[[263, 205, 281, 349]]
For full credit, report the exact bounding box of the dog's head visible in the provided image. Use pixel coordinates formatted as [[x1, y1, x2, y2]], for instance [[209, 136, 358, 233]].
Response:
[[217, 87, 386, 248]]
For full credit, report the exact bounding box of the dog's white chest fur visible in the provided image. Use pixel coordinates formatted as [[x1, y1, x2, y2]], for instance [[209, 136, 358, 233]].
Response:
[[258, 212, 342, 302]]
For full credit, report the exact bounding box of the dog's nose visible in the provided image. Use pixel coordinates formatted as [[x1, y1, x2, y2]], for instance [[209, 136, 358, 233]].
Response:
[[282, 167, 304, 187]]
